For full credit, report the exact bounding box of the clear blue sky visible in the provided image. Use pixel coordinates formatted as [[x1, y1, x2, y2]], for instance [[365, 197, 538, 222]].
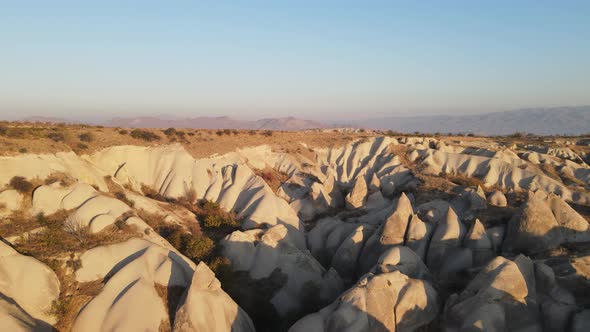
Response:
[[1, 1, 589, 121]]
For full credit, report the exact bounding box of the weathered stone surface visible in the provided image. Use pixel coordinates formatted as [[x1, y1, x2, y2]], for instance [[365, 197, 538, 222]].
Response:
[[289, 270, 438, 332], [487, 190, 507, 207], [345, 176, 368, 209], [173, 263, 255, 332], [502, 191, 563, 254]]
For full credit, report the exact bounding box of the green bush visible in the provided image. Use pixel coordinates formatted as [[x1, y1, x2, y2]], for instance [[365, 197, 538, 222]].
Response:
[[182, 234, 214, 261], [203, 215, 223, 228]]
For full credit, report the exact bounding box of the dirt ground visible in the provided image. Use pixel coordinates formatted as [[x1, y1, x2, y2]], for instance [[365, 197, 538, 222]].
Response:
[[0, 122, 372, 158]]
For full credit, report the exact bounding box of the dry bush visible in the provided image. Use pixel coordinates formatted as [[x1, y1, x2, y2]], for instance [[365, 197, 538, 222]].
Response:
[[17, 210, 134, 259], [118, 129, 128, 135], [150, 223, 214, 262], [262, 130, 273, 137], [130, 129, 161, 142], [47, 132, 66, 142], [44, 172, 75, 187], [0, 210, 39, 237], [254, 168, 289, 191], [195, 200, 239, 229], [441, 173, 486, 189], [185, 188, 197, 204], [9, 176, 33, 193], [141, 183, 164, 201], [78, 132, 93, 142]]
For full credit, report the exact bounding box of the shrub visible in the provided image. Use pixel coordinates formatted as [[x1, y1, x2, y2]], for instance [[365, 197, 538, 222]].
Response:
[[248, 130, 256, 135], [163, 128, 176, 136], [508, 132, 525, 139], [19, 147, 28, 153], [9, 176, 33, 193], [185, 188, 197, 203], [44, 172, 75, 187], [203, 215, 223, 228], [78, 132, 93, 142], [155, 224, 213, 262], [255, 168, 289, 191], [0, 126, 7, 136], [118, 129, 128, 135], [130, 129, 160, 142], [47, 132, 66, 142], [223, 129, 231, 135], [262, 130, 273, 137], [76, 143, 88, 150], [182, 234, 214, 261], [7, 128, 27, 138], [215, 130, 223, 136]]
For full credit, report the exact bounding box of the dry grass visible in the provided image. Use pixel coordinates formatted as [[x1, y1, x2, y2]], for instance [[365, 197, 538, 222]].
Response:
[[254, 168, 289, 192], [155, 284, 184, 331], [0, 210, 40, 237], [5, 208, 137, 330], [44, 172, 76, 187], [0, 122, 366, 158]]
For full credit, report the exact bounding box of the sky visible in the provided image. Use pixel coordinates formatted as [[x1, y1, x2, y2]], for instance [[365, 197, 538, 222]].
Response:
[[1, 0, 589, 121]]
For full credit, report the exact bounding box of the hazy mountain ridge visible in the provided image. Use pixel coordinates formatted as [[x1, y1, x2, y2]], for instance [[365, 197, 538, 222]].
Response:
[[19, 106, 590, 135], [353, 106, 590, 135]]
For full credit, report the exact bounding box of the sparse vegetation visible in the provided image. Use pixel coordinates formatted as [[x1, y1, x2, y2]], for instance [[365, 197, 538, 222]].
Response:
[[262, 130, 273, 137], [47, 132, 66, 142], [254, 168, 289, 191], [130, 129, 161, 141], [508, 132, 525, 139], [119, 129, 128, 135], [44, 172, 75, 187], [9, 176, 33, 193], [78, 132, 94, 142]]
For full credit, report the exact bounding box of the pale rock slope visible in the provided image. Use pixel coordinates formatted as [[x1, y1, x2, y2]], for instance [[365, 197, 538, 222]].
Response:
[[410, 147, 590, 205], [289, 247, 438, 332], [0, 241, 60, 326], [72, 238, 253, 332], [89, 144, 305, 247], [223, 224, 344, 315]]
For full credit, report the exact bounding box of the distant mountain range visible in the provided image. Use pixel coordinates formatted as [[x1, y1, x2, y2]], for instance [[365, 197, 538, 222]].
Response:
[[351, 106, 590, 135], [18, 106, 590, 135], [102, 116, 325, 131]]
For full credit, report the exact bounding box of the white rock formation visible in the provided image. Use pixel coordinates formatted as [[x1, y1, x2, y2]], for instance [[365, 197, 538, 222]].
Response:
[[0, 241, 60, 326], [223, 224, 344, 315], [173, 262, 255, 332]]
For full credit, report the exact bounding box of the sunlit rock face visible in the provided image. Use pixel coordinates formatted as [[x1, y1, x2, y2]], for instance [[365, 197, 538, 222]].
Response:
[[1, 134, 590, 331]]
